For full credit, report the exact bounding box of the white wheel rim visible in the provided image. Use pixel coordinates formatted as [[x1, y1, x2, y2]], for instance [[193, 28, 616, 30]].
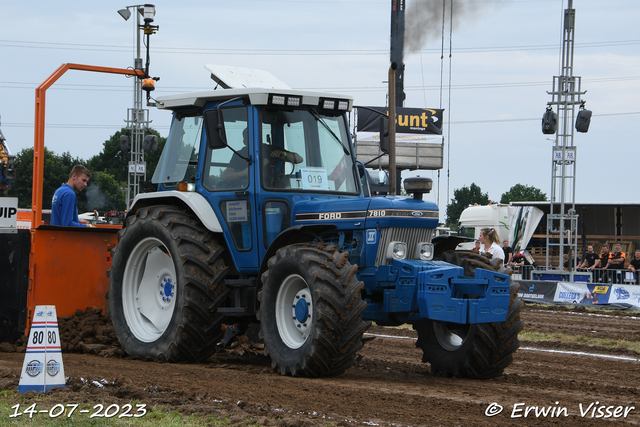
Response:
[[432, 322, 470, 351], [275, 274, 312, 349], [122, 237, 177, 343]]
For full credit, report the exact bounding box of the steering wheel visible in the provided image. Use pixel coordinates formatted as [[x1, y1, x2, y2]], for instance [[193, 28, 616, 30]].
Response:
[[263, 155, 287, 188]]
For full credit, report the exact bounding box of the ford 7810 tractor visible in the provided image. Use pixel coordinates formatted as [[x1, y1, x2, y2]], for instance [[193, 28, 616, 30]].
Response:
[[108, 75, 523, 379]]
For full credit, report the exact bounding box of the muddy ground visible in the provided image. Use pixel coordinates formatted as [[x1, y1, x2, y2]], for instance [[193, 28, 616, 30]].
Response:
[[1, 303, 640, 426]]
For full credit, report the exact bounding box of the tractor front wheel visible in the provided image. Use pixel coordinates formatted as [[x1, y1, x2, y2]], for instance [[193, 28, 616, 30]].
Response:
[[414, 251, 524, 379], [258, 243, 369, 377]]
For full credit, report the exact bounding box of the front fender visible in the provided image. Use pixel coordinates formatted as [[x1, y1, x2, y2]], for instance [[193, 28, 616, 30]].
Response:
[[258, 224, 338, 279]]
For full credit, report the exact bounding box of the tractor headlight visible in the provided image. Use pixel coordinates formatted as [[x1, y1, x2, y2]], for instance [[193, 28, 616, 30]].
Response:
[[322, 99, 335, 109], [386, 241, 407, 261], [415, 243, 434, 261], [319, 98, 352, 111], [177, 182, 196, 192], [269, 94, 302, 106]]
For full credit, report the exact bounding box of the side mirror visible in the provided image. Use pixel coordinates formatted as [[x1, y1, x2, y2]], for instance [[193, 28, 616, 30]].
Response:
[[379, 116, 389, 154], [204, 108, 227, 150]]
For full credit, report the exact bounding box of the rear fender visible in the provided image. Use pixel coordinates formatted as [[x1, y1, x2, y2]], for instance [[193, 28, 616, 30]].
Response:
[[128, 191, 222, 232]]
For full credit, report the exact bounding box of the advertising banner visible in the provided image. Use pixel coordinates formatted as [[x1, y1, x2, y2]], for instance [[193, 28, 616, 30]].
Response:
[[554, 282, 612, 305], [354, 107, 444, 170], [518, 280, 640, 310], [608, 285, 640, 306], [356, 131, 442, 144], [0, 197, 18, 234], [517, 280, 557, 303], [356, 107, 443, 136]]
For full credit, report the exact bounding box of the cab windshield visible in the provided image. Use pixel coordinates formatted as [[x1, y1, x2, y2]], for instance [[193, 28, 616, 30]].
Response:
[[151, 111, 202, 185], [260, 108, 358, 194]]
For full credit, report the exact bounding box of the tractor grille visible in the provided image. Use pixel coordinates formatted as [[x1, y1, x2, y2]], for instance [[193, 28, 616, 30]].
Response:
[[375, 227, 435, 266]]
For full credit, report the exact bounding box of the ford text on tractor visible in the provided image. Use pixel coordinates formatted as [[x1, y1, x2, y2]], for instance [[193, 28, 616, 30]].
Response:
[[109, 77, 523, 379]]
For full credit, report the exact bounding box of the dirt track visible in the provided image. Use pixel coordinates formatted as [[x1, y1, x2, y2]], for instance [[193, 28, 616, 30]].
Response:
[[1, 304, 640, 426]]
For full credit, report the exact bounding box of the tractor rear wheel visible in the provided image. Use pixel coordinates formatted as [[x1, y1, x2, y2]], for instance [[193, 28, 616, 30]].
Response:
[[413, 251, 523, 379], [258, 243, 370, 377], [109, 205, 229, 362]]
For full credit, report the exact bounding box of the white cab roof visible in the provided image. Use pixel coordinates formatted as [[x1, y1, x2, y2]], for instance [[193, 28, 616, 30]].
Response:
[[157, 88, 353, 111], [156, 65, 353, 111]]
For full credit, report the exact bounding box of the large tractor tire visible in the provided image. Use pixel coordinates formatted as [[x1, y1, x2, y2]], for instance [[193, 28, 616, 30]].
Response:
[[413, 250, 524, 379], [439, 250, 511, 277], [108, 205, 230, 362], [258, 243, 370, 377]]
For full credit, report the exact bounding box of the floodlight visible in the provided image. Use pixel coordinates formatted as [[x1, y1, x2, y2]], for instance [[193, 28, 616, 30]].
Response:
[[143, 4, 156, 24], [118, 8, 131, 21], [120, 135, 131, 152]]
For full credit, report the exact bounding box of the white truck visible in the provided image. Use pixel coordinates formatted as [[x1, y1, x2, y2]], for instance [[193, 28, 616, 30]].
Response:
[[458, 204, 544, 252]]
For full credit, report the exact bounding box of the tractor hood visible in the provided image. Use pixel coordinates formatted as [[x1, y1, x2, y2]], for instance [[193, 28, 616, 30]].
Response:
[[364, 196, 439, 229], [291, 196, 439, 230], [292, 197, 369, 230]]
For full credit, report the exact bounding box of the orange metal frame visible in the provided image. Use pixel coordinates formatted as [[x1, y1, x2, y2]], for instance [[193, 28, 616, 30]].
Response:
[[27, 64, 144, 327], [31, 63, 144, 227]]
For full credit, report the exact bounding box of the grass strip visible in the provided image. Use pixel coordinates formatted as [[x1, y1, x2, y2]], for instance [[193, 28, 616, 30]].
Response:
[[0, 391, 236, 426], [520, 330, 640, 353]]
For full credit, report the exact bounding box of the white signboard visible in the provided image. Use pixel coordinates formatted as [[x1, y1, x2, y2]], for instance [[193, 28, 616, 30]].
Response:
[[554, 281, 588, 304], [608, 284, 640, 305], [0, 197, 18, 234], [552, 147, 576, 162], [226, 200, 248, 222], [128, 162, 146, 174], [300, 168, 329, 191]]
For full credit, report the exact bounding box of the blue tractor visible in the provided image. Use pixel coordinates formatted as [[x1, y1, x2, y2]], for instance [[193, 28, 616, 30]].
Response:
[[108, 82, 523, 379]]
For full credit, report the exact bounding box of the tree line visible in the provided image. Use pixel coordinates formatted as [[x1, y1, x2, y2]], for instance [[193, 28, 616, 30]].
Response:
[[445, 182, 547, 228], [7, 129, 165, 213], [5, 126, 545, 225]]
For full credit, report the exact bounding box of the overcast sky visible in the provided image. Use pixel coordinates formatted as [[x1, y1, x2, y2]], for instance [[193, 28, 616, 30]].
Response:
[[1, 0, 638, 214]]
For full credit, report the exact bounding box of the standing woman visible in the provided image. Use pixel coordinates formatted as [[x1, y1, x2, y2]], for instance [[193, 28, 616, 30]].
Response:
[[478, 228, 505, 264]]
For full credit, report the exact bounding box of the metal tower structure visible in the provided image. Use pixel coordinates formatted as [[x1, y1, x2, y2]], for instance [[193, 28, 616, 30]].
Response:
[[544, 0, 587, 278], [119, 4, 157, 206], [124, 79, 151, 206]]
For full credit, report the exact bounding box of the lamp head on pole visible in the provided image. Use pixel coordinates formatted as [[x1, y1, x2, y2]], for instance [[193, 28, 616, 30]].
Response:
[[117, 8, 131, 21], [142, 4, 156, 24]]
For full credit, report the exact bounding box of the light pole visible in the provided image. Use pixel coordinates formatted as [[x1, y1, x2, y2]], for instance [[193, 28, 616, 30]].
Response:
[[542, 0, 591, 279], [118, 4, 158, 207]]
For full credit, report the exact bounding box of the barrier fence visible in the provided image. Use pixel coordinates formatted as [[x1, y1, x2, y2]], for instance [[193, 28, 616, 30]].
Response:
[[509, 265, 639, 285], [518, 279, 640, 310]]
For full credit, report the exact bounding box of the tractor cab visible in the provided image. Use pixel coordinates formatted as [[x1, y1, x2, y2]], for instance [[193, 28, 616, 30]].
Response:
[[150, 87, 360, 274]]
